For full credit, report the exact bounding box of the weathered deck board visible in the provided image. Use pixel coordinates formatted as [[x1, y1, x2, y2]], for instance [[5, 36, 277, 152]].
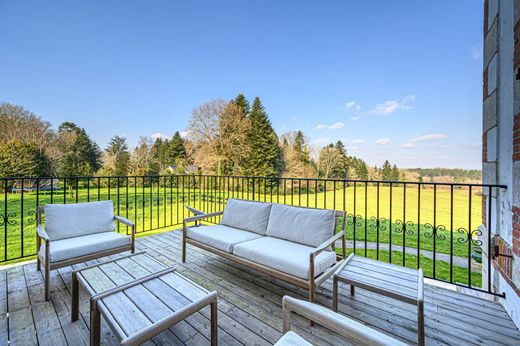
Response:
[[1, 229, 519, 346]]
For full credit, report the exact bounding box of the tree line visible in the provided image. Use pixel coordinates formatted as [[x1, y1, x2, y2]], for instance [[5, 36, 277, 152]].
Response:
[[0, 99, 434, 182]]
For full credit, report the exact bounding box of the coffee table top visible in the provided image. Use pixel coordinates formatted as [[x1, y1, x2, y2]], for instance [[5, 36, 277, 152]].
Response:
[[74, 252, 216, 343], [334, 254, 423, 304]]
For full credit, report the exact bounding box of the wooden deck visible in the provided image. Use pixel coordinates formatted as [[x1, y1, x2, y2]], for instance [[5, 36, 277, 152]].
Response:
[[1, 230, 520, 346]]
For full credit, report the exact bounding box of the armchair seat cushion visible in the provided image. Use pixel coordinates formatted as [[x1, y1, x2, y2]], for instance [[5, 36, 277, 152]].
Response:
[[186, 225, 263, 253], [232, 237, 336, 280], [39, 231, 131, 263]]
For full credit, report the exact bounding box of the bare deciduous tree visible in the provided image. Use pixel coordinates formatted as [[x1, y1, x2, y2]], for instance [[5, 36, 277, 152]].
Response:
[[0, 102, 57, 157], [187, 99, 226, 143]]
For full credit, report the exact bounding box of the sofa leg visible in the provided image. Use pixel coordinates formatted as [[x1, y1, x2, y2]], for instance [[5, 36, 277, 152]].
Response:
[[36, 257, 40, 271]]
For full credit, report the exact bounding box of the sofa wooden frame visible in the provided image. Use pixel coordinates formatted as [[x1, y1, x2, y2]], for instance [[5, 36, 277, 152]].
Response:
[[182, 207, 347, 303], [36, 205, 136, 301]]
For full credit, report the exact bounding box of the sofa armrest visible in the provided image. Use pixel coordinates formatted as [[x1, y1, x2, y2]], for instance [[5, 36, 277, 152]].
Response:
[[282, 296, 407, 346], [183, 211, 224, 224], [37, 225, 50, 241], [311, 231, 344, 257]]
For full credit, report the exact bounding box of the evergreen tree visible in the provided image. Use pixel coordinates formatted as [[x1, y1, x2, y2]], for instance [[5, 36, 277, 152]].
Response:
[[169, 131, 186, 161], [333, 140, 348, 178], [381, 160, 393, 181], [57, 122, 101, 176], [392, 164, 400, 181], [293, 131, 308, 163], [106, 135, 130, 176], [233, 94, 250, 115], [356, 161, 369, 180], [246, 97, 282, 177]]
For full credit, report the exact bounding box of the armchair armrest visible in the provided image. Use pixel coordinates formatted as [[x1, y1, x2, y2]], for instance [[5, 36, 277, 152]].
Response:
[[311, 231, 344, 257], [183, 211, 224, 224], [282, 296, 407, 346], [114, 215, 135, 228], [37, 225, 50, 241]]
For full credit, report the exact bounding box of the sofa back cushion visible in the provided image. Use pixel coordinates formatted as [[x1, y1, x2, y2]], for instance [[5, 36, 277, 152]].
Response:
[[44, 200, 116, 241], [220, 199, 272, 235], [266, 204, 336, 247]]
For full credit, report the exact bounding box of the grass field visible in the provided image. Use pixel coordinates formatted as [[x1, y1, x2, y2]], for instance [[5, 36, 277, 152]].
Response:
[[0, 182, 488, 288]]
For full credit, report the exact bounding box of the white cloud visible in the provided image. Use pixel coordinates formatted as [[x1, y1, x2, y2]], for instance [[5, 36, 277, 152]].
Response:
[[472, 46, 482, 59], [350, 116, 360, 122], [412, 133, 448, 142], [375, 138, 392, 145], [347, 146, 359, 152], [368, 95, 416, 115], [151, 132, 169, 140], [402, 143, 417, 148], [312, 138, 330, 146], [352, 139, 364, 144], [345, 101, 361, 111], [315, 122, 344, 130]]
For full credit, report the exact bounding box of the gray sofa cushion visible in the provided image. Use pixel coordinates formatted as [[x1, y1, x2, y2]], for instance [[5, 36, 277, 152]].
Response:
[[232, 237, 336, 280], [44, 200, 116, 241], [186, 224, 263, 253], [39, 231, 130, 263], [266, 204, 336, 247], [220, 198, 272, 235]]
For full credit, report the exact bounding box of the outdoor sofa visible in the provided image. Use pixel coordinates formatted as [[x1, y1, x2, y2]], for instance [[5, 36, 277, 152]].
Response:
[[36, 200, 135, 300], [182, 198, 346, 302]]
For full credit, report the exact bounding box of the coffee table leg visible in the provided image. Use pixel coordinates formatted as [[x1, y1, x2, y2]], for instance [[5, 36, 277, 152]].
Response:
[[210, 299, 218, 346], [418, 300, 425, 346], [351, 284, 355, 296], [71, 272, 79, 322], [332, 276, 338, 312], [90, 300, 101, 346]]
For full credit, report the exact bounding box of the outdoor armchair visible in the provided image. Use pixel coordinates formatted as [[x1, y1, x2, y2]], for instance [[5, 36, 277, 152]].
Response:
[[276, 295, 407, 346], [36, 200, 135, 300]]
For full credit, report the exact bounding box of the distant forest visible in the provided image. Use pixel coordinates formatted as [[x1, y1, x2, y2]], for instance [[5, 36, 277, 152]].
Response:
[[405, 168, 482, 183], [0, 98, 481, 183]]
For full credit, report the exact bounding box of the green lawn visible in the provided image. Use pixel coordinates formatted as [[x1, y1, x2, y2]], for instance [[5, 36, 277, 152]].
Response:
[[0, 182, 485, 288]]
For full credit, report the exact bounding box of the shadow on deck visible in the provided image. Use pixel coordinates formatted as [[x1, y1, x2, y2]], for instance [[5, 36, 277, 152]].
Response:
[[1, 230, 520, 345]]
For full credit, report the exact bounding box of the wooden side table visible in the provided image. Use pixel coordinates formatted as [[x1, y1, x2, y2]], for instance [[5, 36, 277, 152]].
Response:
[[71, 252, 218, 346], [333, 254, 424, 346]]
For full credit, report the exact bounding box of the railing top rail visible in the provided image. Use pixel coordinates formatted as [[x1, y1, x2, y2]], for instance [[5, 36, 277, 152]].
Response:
[[0, 174, 508, 189]]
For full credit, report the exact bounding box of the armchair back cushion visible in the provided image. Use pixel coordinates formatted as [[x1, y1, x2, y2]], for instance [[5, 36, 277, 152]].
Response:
[[220, 198, 272, 235], [44, 200, 116, 241], [266, 204, 336, 247]]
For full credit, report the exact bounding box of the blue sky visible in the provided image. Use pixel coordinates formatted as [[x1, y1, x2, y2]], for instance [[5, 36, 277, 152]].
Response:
[[0, 1, 484, 169]]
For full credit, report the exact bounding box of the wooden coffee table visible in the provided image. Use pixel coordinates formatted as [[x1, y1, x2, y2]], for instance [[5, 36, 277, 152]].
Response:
[[71, 252, 218, 346], [332, 254, 424, 346]]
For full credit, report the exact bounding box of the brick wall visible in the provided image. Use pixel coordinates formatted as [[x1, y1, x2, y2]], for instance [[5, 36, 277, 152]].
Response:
[[515, 113, 520, 161], [514, 206, 520, 256]]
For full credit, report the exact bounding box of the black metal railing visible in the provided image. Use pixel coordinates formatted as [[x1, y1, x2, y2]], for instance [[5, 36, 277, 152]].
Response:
[[0, 175, 507, 296]]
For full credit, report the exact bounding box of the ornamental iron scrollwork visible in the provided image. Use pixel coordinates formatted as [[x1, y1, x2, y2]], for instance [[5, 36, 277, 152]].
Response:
[[0, 212, 17, 226], [379, 217, 388, 232], [423, 223, 446, 240], [457, 227, 483, 246], [26, 210, 37, 224]]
